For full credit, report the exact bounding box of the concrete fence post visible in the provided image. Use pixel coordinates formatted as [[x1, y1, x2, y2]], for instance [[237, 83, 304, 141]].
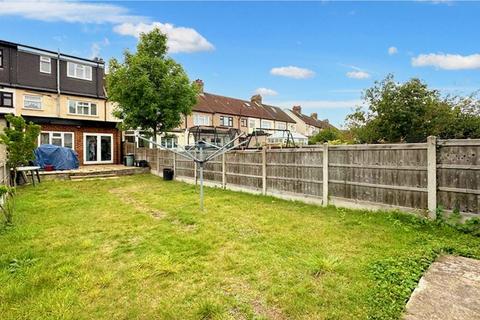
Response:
[[172, 152, 176, 179], [262, 147, 267, 195], [222, 153, 226, 189], [427, 136, 437, 219], [322, 143, 329, 206], [156, 148, 160, 176]]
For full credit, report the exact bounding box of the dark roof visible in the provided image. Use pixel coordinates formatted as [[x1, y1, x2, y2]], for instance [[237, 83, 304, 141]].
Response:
[[195, 92, 295, 123], [290, 110, 335, 130], [0, 39, 104, 65]]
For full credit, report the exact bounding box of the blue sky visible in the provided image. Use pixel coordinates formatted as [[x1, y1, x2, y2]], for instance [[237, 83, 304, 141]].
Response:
[[1, 1, 479, 126]]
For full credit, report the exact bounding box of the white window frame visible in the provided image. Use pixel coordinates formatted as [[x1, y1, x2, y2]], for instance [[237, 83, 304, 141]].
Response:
[[248, 119, 256, 129], [193, 114, 210, 126], [261, 120, 273, 129], [68, 100, 98, 116], [39, 131, 74, 149], [275, 122, 287, 130], [40, 56, 51, 74], [23, 94, 42, 110], [67, 61, 92, 81], [83, 133, 114, 164]]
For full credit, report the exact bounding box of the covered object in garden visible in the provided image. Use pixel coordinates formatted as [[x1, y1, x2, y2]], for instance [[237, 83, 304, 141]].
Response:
[[34, 144, 79, 170]]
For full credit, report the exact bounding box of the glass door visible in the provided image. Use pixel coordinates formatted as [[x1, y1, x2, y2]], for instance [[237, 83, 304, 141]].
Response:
[[84, 134, 113, 164]]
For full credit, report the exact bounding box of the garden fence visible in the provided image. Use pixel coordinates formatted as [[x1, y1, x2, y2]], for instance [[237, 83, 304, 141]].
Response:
[[125, 137, 480, 218]]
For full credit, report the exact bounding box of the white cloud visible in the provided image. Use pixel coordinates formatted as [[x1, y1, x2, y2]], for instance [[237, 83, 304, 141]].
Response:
[[113, 22, 214, 53], [254, 88, 278, 96], [270, 66, 315, 79], [346, 70, 370, 79], [0, 0, 140, 24], [0, 0, 214, 54], [388, 46, 398, 55], [271, 99, 363, 110], [411, 53, 480, 70]]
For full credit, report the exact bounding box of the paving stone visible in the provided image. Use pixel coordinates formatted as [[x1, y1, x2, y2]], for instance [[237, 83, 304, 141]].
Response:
[[404, 255, 480, 320]]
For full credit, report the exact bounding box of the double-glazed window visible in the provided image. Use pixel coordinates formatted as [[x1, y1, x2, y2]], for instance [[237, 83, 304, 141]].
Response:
[[261, 120, 273, 129], [248, 119, 256, 129], [40, 132, 74, 148], [193, 114, 210, 126], [220, 116, 233, 127], [68, 100, 97, 116], [67, 61, 92, 81], [40, 56, 51, 74], [23, 95, 42, 109], [275, 122, 287, 130], [240, 118, 247, 127], [0, 49, 3, 68], [0, 91, 13, 107]]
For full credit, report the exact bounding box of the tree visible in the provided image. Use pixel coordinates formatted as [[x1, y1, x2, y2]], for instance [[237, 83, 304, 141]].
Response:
[[0, 115, 41, 186], [345, 74, 480, 143], [309, 127, 342, 144], [106, 28, 198, 141]]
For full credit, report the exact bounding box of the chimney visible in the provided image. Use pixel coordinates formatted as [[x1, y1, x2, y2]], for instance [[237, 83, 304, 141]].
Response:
[[251, 94, 262, 105], [194, 79, 204, 94], [311, 112, 318, 120], [292, 105, 302, 114]]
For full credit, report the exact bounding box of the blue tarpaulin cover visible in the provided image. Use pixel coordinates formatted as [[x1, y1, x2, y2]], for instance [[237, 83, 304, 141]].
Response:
[[34, 144, 79, 170]]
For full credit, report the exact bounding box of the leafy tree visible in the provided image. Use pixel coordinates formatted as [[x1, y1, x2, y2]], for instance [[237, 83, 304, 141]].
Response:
[[346, 74, 480, 143], [309, 127, 342, 144], [0, 115, 40, 186], [106, 28, 198, 141]]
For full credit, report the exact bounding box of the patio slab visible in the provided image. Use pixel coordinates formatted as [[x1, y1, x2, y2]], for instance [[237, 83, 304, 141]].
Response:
[[404, 255, 480, 320], [39, 165, 150, 180]]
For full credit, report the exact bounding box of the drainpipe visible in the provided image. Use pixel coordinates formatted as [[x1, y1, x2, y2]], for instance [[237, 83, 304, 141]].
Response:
[[56, 49, 61, 117]]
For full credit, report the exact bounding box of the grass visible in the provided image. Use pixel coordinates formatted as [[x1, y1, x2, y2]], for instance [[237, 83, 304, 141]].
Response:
[[1, 174, 480, 319]]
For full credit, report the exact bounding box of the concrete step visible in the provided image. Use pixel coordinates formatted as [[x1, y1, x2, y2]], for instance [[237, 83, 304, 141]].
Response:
[[70, 176, 120, 182], [70, 173, 117, 180]]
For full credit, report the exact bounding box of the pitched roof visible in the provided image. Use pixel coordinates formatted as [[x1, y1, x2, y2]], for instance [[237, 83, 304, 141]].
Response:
[[290, 110, 335, 130], [195, 92, 295, 123]]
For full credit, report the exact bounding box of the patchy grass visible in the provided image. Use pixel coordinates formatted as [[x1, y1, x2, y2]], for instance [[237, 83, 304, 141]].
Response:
[[1, 174, 479, 319]]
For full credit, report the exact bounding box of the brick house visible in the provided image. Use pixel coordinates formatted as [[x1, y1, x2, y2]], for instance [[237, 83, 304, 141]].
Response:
[[0, 40, 121, 165]]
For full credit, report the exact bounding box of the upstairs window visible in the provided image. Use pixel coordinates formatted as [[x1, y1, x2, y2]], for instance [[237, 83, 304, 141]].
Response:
[[67, 61, 92, 81], [220, 116, 233, 127], [0, 49, 3, 68], [40, 56, 51, 74], [248, 119, 256, 129], [24, 95, 42, 109], [261, 120, 272, 129], [68, 100, 97, 116], [0, 91, 13, 107], [193, 114, 210, 126], [275, 122, 287, 130], [241, 118, 247, 127]]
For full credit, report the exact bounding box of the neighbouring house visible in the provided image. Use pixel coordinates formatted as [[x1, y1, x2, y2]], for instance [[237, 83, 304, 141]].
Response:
[[126, 79, 298, 147], [285, 105, 335, 137], [0, 40, 121, 165]]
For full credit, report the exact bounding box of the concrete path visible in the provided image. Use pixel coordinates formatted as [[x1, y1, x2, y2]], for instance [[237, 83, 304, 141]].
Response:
[[404, 255, 480, 320]]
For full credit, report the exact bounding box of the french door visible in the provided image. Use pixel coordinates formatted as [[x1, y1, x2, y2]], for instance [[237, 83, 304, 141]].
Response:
[[83, 133, 113, 164]]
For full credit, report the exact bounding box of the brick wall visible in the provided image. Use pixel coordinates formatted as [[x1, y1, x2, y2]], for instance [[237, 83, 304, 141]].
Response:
[[39, 123, 121, 165]]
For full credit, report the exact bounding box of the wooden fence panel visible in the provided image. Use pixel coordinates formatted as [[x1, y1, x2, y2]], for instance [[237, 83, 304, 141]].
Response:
[[266, 149, 323, 197], [225, 150, 263, 190], [437, 139, 480, 215], [328, 145, 428, 209]]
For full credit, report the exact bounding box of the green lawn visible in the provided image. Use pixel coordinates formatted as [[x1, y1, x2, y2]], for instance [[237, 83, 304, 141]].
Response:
[[1, 174, 479, 319]]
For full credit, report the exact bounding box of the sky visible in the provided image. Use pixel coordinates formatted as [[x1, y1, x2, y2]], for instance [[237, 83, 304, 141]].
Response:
[[1, 0, 480, 127]]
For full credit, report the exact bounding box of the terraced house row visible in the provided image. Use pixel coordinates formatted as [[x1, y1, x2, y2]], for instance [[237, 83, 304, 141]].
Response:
[[0, 40, 333, 165]]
